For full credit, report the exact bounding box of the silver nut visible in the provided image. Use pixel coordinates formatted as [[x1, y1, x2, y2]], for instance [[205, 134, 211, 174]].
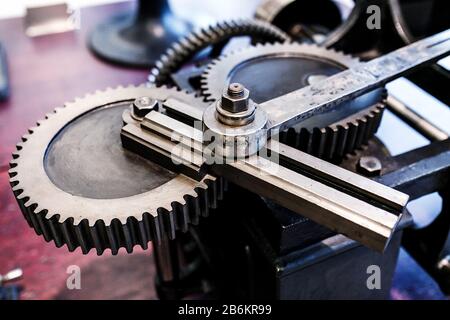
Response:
[[221, 83, 250, 113], [132, 96, 158, 119], [357, 156, 382, 176]]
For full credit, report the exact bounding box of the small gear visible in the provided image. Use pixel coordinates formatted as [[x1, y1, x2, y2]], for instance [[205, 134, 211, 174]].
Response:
[[148, 19, 290, 87], [200, 42, 386, 161], [9, 85, 225, 255]]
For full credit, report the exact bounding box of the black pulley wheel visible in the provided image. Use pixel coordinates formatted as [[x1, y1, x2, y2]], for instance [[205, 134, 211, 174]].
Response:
[[89, 0, 191, 68]]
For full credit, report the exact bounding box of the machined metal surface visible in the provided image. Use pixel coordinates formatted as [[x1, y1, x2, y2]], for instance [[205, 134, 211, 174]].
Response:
[[200, 42, 386, 160], [122, 107, 409, 252], [9, 22, 448, 262], [8, 85, 225, 255]]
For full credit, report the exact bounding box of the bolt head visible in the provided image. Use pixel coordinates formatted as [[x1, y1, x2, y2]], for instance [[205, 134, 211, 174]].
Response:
[[132, 96, 158, 118], [357, 156, 382, 176], [221, 83, 250, 113]]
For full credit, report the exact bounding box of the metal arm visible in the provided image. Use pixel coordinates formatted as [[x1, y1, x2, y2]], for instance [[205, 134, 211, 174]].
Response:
[[202, 29, 450, 158]]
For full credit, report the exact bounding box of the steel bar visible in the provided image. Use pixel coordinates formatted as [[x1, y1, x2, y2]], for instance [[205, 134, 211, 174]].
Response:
[[212, 155, 400, 252], [265, 140, 408, 213], [386, 95, 449, 142], [121, 114, 408, 251], [260, 29, 450, 136]]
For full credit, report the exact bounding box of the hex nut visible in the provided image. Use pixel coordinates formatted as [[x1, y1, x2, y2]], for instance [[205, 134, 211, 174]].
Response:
[[357, 156, 382, 176], [132, 96, 159, 119], [220, 83, 250, 113]]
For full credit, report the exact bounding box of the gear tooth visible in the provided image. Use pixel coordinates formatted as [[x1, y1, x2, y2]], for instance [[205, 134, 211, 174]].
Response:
[[8, 169, 18, 180], [61, 218, 77, 252], [354, 118, 367, 149], [121, 222, 134, 253], [172, 201, 189, 233], [334, 125, 349, 160], [47, 215, 64, 248], [8, 168, 19, 183], [28, 126, 38, 134], [35, 209, 53, 242], [370, 104, 384, 136], [15, 141, 24, 150], [363, 113, 376, 143], [73, 219, 93, 254], [210, 178, 220, 208], [155, 211, 166, 242], [286, 127, 299, 149], [145, 212, 161, 245], [26, 205, 43, 235], [21, 133, 32, 142], [73, 96, 83, 104], [325, 126, 339, 160], [89, 221, 104, 254], [129, 217, 144, 251], [23, 197, 36, 209], [193, 185, 207, 218], [136, 217, 150, 250], [160, 207, 176, 240], [11, 184, 24, 193], [10, 150, 19, 160], [345, 122, 358, 154], [184, 194, 200, 226], [105, 220, 120, 255], [311, 127, 327, 158]]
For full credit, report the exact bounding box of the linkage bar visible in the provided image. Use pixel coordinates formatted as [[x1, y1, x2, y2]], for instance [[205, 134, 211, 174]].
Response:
[[121, 111, 409, 252], [261, 29, 450, 136]]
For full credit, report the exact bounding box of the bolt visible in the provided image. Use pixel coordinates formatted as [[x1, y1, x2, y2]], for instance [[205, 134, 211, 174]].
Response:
[[357, 156, 382, 176], [132, 96, 158, 119], [215, 83, 256, 126], [227, 82, 245, 97], [220, 82, 250, 113]]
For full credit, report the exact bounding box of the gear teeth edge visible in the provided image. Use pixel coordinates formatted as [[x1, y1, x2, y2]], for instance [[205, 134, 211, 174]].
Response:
[[278, 104, 385, 162], [10, 162, 224, 256], [8, 86, 223, 255], [148, 19, 290, 87], [199, 42, 385, 161]]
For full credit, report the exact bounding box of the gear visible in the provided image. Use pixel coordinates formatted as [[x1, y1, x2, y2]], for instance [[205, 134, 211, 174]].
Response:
[[148, 19, 290, 87], [200, 42, 386, 161], [8, 85, 225, 255]]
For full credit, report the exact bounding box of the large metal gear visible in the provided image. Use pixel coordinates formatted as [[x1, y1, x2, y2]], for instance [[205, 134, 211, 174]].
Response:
[[200, 42, 386, 161], [148, 19, 290, 87], [8, 85, 225, 255]]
